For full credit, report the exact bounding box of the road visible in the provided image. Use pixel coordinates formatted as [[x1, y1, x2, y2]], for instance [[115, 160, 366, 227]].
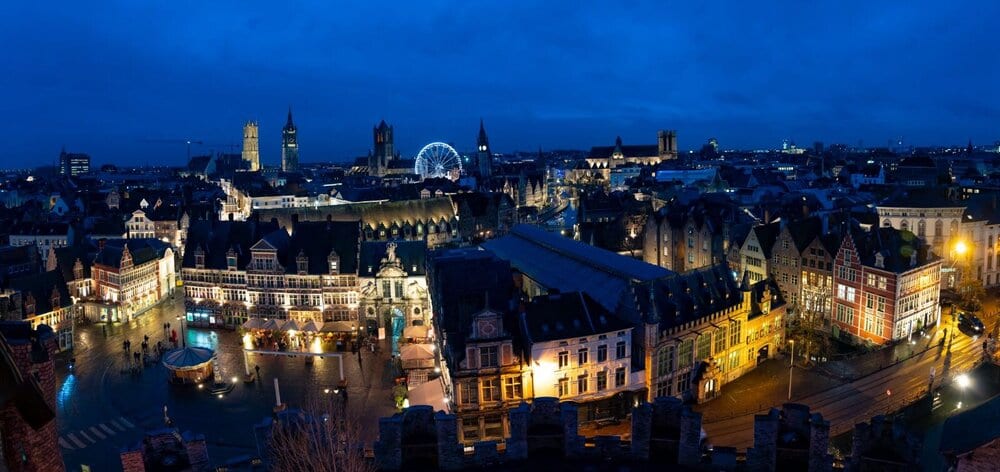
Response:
[[701, 313, 989, 448], [56, 296, 398, 471]]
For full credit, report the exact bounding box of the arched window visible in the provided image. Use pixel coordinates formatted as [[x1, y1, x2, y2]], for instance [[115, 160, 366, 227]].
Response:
[[934, 220, 943, 237], [917, 220, 926, 238], [900, 219, 909, 232]]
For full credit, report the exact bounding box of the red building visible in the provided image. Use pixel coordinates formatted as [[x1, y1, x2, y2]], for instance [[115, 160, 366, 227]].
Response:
[[0, 322, 63, 472], [832, 228, 941, 345]]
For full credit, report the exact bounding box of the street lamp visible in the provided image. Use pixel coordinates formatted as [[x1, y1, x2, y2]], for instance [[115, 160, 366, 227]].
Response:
[[788, 340, 795, 400], [956, 373, 971, 409]]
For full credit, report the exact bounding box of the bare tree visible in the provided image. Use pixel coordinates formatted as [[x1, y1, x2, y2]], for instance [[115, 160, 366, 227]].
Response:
[[265, 393, 375, 472]]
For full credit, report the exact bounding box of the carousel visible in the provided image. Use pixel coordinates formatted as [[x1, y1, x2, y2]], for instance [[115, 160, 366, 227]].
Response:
[[162, 346, 215, 385]]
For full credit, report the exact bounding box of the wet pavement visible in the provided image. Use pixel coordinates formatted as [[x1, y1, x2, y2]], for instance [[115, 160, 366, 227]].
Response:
[[56, 296, 398, 471]]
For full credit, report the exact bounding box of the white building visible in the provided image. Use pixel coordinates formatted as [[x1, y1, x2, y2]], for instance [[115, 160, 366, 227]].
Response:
[[519, 292, 640, 420]]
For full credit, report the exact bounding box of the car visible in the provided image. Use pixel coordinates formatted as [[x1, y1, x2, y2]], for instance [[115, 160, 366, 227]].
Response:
[[957, 312, 985, 336]]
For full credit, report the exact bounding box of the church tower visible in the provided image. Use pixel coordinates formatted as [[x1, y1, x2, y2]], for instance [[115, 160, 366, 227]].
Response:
[[370, 120, 394, 177], [281, 108, 298, 172], [242, 121, 260, 171], [477, 119, 493, 179]]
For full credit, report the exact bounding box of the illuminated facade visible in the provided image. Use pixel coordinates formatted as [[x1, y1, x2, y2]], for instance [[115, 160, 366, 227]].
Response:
[[91, 239, 176, 323], [358, 241, 429, 337], [281, 108, 298, 172], [183, 221, 361, 331], [832, 229, 941, 344], [9, 271, 74, 351], [243, 120, 260, 171]]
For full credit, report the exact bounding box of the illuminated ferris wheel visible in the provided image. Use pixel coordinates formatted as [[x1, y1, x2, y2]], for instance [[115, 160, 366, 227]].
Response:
[[414, 142, 462, 180]]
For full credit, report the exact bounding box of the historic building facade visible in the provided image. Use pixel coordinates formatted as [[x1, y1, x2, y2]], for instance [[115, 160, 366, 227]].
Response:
[[90, 239, 176, 323], [183, 221, 361, 331], [358, 241, 430, 338], [831, 228, 941, 344], [243, 120, 260, 171]]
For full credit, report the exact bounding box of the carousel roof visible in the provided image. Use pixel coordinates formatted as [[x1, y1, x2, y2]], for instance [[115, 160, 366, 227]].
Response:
[[162, 346, 215, 370]]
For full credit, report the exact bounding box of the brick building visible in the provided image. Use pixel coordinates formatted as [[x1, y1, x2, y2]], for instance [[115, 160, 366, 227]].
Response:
[[832, 227, 941, 344], [0, 322, 63, 472]]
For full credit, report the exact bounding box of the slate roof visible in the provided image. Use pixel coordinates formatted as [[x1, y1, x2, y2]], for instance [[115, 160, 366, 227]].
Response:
[[520, 292, 631, 344], [9, 270, 73, 315], [52, 240, 97, 281], [94, 239, 170, 269], [427, 248, 516, 370], [282, 221, 361, 275], [752, 222, 781, 259], [785, 217, 823, 253], [879, 188, 964, 208], [850, 227, 937, 273], [483, 225, 672, 316], [182, 219, 280, 270], [634, 263, 744, 329], [358, 240, 427, 277]]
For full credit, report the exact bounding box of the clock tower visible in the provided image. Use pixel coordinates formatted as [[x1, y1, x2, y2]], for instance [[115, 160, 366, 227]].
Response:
[[281, 107, 299, 172], [476, 119, 493, 180]]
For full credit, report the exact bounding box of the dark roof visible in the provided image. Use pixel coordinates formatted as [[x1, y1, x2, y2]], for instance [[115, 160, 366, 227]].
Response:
[[849, 227, 937, 273], [182, 220, 280, 270], [784, 217, 823, 253], [880, 188, 964, 208], [52, 240, 97, 280], [282, 221, 361, 275], [753, 222, 781, 259], [358, 240, 427, 277], [94, 239, 170, 268], [427, 248, 515, 369], [0, 322, 56, 428], [635, 263, 744, 329], [9, 270, 72, 315], [939, 393, 1000, 455], [520, 292, 631, 343]]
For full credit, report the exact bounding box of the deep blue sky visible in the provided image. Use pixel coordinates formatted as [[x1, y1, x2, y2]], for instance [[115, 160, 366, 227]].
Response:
[[3, 1, 999, 167]]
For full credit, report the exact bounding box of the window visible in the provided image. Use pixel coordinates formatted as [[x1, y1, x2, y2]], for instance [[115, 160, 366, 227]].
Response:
[[615, 367, 626, 387], [616, 341, 627, 359], [657, 345, 675, 376], [577, 374, 588, 394], [460, 381, 478, 405], [728, 350, 740, 369], [504, 376, 522, 399], [729, 320, 742, 347], [836, 284, 856, 302], [678, 339, 693, 368], [864, 315, 874, 333], [484, 414, 503, 438], [597, 371, 607, 391], [558, 378, 569, 397], [597, 344, 608, 362], [578, 348, 589, 365], [697, 333, 711, 359], [715, 327, 727, 353], [558, 351, 569, 368], [480, 346, 499, 368], [482, 378, 501, 402], [462, 417, 480, 441]]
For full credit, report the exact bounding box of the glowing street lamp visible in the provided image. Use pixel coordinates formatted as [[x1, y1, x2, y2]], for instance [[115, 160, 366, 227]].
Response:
[[954, 240, 968, 257], [956, 373, 971, 409]]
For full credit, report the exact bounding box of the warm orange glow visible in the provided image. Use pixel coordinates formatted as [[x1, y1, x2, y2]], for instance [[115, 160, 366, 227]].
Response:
[[954, 240, 968, 256]]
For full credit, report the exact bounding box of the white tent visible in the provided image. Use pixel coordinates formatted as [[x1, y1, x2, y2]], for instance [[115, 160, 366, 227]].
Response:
[[261, 319, 281, 331], [300, 320, 320, 332], [406, 377, 448, 412], [242, 318, 263, 330], [400, 343, 436, 370], [403, 325, 429, 340]]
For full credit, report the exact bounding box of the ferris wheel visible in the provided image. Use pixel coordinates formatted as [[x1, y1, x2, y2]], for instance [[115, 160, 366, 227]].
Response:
[[414, 142, 462, 180]]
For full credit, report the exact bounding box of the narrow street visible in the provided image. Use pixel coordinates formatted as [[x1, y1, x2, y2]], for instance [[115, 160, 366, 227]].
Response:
[[56, 296, 398, 470]]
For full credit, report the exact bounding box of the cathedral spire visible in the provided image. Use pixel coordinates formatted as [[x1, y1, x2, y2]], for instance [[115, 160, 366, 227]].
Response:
[[285, 106, 294, 129]]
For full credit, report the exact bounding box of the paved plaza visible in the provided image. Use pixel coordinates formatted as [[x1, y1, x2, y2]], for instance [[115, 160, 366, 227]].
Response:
[[55, 296, 398, 470]]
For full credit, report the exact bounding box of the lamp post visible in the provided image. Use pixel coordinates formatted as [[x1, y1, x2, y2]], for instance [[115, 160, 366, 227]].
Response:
[[956, 373, 971, 409], [788, 340, 795, 400]]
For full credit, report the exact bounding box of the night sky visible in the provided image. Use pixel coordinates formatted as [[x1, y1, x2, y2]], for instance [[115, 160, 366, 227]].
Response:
[[3, 1, 998, 167]]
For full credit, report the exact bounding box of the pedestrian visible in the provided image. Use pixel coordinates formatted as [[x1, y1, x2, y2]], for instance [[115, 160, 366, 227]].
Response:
[[123, 340, 128, 351], [254, 364, 261, 378], [144, 334, 149, 343]]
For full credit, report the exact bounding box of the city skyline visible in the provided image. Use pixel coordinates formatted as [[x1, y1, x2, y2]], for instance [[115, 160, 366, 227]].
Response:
[[3, 2, 1000, 166]]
